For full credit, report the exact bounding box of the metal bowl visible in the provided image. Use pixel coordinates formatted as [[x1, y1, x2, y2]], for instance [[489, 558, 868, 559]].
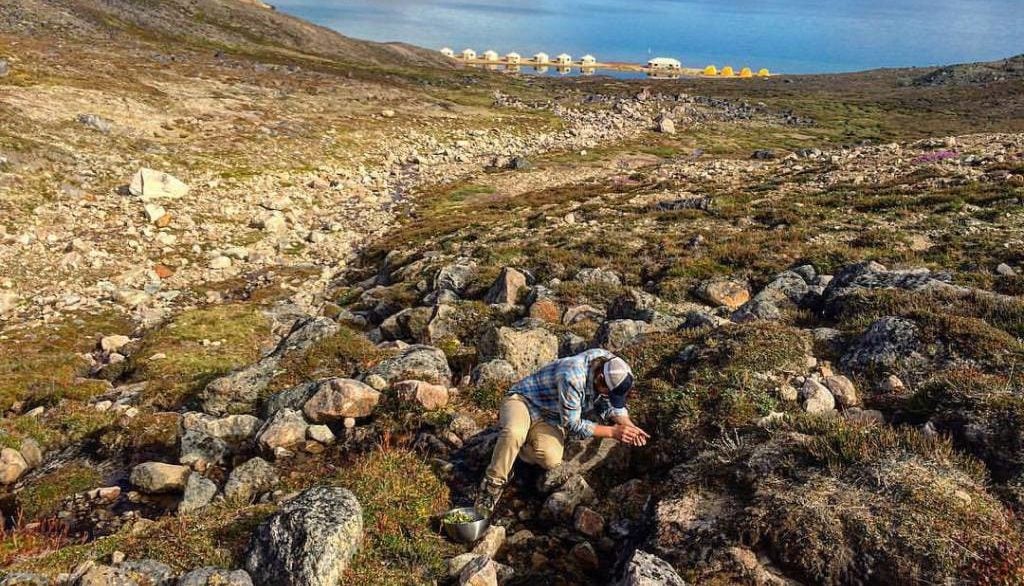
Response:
[[442, 506, 489, 543]]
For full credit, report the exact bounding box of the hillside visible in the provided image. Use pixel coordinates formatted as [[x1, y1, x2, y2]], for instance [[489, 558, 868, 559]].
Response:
[[2, 2, 1024, 585]]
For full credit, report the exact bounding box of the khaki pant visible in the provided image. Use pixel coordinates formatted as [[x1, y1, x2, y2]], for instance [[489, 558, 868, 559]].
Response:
[[484, 395, 565, 486]]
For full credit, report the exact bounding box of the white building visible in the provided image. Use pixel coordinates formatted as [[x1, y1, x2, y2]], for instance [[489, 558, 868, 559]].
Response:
[[555, 53, 573, 65], [580, 54, 597, 66], [533, 52, 550, 64], [506, 52, 521, 64], [648, 57, 682, 70], [462, 49, 477, 60], [483, 50, 500, 62], [440, 47, 455, 58]]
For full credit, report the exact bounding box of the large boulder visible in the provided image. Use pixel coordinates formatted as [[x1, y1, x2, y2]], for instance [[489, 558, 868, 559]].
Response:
[[245, 487, 363, 586], [614, 550, 688, 586], [459, 555, 498, 586], [129, 462, 189, 494], [302, 378, 381, 422], [128, 168, 189, 200], [201, 318, 339, 416], [379, 306, 434, 342], [367, 345, 452, 386], [821, 261, 951, 318], [479, 324, 559, 378]]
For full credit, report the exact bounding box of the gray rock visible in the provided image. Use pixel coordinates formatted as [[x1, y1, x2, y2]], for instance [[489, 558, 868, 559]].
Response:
[[307, 424, 336, 444], [0, 59, 8, 78], [997, 263, 1018, 277], [542, 475, 595, 521], [841, 316, 924, 373], [261, 381, 319, 419], [122, 560, 176, 586], [225, 457, 278, 502], [179, 429, 229, 467], [479, 325, 559, 378], [179, 474, 218, 514], [458, 554, 497, 586], [367, 344, 452, 386], [76, 114, 112, 133], [594, 319, 653, 352], [0, 574, 51, 586], [470, 359, 518, 388], [731, 299, 782, 323], [379, 306, 434, 342], [245, 487, 363, 586], [201, 318, 340, 416], [0, 448, 28, 485], [19, 438, 42, 469], [540, 437, 628, 493], [614, 550, 687, 586], [822, 261, 951, 318], [576, 268, 621, 287], [435, 260, 477, 294], [177, 568, 253, 586]]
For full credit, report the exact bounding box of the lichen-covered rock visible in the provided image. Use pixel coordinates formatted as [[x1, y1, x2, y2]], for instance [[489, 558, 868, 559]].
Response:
[[824, 375, 860, 408], [593, 319, 654, 352], [302, 378, 381, 422], [841, 316, 924, 373], [129, 462, 189, 494], [367, 344, 452, 386], [801, 379, 836, 413], [178, 568, 253, 586], [244, 487, 363, 586], [224, 457, 279, 502], [696, 279, 750, 309], [179, 473, 218, 514], [458, 554, 498, 586], [471, 359, 518, 388], [480, 325, 559, 378], [614, 550, 687, 586], [128, 168, 189, 200], [0, 447, 28, 485], [121, 559, 175, 586], [731, 299, 782, 323], [576, 267, 621, 287]]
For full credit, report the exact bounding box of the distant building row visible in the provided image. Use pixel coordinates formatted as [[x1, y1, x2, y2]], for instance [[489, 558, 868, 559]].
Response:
[[441, 48, 596, 65]]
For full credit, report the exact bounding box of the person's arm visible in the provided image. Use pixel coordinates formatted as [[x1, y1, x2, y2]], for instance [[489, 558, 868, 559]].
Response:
[[557, 371, 598, 439], [610, 411, 649, 446]]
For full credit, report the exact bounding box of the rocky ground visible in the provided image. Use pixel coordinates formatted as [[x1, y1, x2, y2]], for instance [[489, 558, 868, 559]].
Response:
[[3, 2, 1024, 586]]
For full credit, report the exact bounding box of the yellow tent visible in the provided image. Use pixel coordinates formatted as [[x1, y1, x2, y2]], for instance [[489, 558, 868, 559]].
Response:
[[703, 65, 718, 76], [758, 68, 771, 77], [739, 67, 753, 78], [720, 66, 735, 77]]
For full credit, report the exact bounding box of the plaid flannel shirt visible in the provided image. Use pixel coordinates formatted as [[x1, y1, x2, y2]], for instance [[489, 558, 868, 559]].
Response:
[[508, 348, 629, 439]]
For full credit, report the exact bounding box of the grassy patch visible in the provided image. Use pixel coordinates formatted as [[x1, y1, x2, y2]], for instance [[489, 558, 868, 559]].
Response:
[[127, 304, 271, 409], [16, 463, 104, 522], [339, 446, 459, 585], [268, 325, 388, 393]]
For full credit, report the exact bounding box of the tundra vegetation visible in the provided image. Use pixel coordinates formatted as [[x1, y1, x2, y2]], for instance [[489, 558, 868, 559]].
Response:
[[1, 1, 1024, 585]]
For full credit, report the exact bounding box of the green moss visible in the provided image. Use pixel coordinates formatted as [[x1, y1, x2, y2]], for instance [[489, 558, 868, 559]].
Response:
[[17, 464, 103, 522], [127, 304, 272, 409], [268, 325, 387, 393]]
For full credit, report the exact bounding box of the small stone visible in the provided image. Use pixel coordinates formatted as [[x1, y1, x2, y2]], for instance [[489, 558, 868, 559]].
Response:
[[507, 529, 534, 547], [256, 409, 308, 452], [129, 462, 190, 493], [179, 473, 218, 514], [110, 550, 126, 565], [224, 457, 279, 502], [778, 383, 799, 402], [307, 424, 336, 444], [880, 375, 906, 393], [656, 115, 675, 134], [824, 375, 860, 408], [144, 203, 167, 224], [209, 256, 232, 270], [801, 378, 835, 413], [571, 541, 599, 571], [484, 267, 528, 305], [997, 263, 1017, 277], [696, 279, 750, 309]]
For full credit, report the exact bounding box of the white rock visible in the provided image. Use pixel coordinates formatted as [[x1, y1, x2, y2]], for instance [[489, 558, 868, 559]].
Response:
[[209, 256, 232, 270], [144, 203, 167, 223], [0, 292, 19, 315], [100, 334, 131, 353], [128, 168, 189, 200]]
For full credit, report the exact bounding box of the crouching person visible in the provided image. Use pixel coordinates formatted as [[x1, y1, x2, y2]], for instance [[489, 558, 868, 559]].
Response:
[[475, 349, 648, 517]]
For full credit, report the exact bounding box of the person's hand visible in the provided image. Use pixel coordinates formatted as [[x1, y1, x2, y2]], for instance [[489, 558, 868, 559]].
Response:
[[613, 424, 649, 446]]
